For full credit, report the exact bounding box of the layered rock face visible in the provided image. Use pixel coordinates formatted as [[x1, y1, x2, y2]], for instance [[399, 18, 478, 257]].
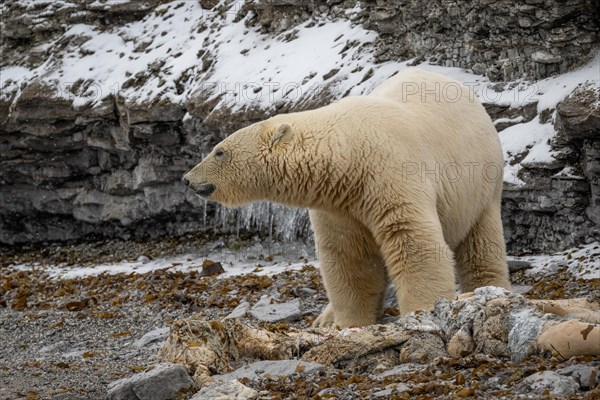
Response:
[[0, 0, 598, 253], [365, 0, 600, 81], [1, 0, 217, 243], [501, 86, 600, 253], [0, 75, 208, 243]]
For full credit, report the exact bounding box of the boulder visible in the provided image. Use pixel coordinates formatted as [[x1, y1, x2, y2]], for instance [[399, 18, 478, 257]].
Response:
[[517, 371, 579, 396], [107, 363, 196, 400]]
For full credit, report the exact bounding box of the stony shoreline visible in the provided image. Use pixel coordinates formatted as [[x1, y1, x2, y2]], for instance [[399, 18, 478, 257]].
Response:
[[1, 238, 599, 399]]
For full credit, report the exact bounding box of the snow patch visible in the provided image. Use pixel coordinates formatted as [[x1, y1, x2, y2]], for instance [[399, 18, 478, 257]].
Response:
[[10, 241, 317, 280], [509, 242, 600, 280]]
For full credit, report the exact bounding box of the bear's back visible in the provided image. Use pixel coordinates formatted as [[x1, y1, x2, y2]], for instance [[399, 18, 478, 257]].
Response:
[[369, 68, 475, 106], [365, 68, 499, 153]]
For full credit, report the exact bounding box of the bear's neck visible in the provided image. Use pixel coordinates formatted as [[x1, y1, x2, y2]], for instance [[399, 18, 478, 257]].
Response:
[[266, 142, 362, 212]]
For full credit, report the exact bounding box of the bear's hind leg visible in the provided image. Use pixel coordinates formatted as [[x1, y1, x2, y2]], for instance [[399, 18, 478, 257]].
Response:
[[310, 210, 387, 328], [455, 204, 511, 292]]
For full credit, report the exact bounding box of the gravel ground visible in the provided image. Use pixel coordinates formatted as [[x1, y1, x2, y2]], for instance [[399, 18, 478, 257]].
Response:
[[1, 236, 598, 399], [0, 235, 324, 400], [0, 305, 181, 399]]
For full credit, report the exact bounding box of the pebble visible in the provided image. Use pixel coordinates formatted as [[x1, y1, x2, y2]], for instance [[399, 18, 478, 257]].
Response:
[[373, 383, 409, 397], [2, 237, 599, 399], [200, 259, 225, 277], [296, 287, 317, 297], [507, 260, 533, 273], [375, 363, 427, 378], [38, 340, 68, 354], [0, 304, 187, 399]]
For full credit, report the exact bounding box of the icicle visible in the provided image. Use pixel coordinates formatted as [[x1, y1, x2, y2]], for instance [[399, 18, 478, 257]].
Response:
[[210, 202, 311, 242], [202, 199, 208, 229]]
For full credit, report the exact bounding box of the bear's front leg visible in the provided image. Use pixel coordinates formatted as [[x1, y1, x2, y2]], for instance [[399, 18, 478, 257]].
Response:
[[313, 302, 335, 327], [374, 214, 456, 315], [310, 210, 387, 328]]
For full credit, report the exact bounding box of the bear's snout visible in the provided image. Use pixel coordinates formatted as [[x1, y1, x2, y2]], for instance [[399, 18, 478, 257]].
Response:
[[182, 173, 215, 198]]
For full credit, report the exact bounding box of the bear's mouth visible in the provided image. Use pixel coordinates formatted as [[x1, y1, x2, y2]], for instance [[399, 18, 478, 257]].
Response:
[[194, 183, 216, 197]]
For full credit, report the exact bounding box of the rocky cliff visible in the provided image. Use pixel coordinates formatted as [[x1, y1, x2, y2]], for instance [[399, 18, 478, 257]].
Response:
[[1, 0, 599, 253]]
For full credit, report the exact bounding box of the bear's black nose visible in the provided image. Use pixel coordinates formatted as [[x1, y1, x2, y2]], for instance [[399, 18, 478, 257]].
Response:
[[182, 176, 190, 186]]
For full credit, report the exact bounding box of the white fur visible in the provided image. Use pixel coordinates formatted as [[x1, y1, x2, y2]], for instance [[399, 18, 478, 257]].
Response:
[[185, 68, 511, 328]]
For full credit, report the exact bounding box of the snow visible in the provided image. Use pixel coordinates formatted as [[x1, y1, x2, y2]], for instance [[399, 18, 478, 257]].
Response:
[[2, 1, 381, 109], [494, 116, 524, 126], [407, 50, 600, 112], [553, 166, 584, 180], [192, 18, 378, 109], [9, 241, 598, 281], [509, 242, 600, 280], [10, 241, 317, 280], [499, 116, 558, 183], [500, 116, 553, 161], [90, 0, 132, 6], [16, 0, 78, 12]]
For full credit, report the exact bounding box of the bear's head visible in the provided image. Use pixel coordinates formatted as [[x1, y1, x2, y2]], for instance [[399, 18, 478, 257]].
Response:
[[183, 119, 300, 208]]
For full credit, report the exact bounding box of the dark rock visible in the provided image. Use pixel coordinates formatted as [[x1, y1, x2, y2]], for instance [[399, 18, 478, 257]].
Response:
[[502, 85, 600, 254], [557, 86, 600, 140], [507, 260, 533, 273], [8, 81, 76, 125], [116, 98, 185, 126], [322, 68, 340, 80], [532, 50, 562, 64], [200, 259, 225, 277]]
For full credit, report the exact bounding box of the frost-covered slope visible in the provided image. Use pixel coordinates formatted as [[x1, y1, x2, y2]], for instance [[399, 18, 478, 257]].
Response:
[[3, 1, 598, 177], [3, 1, 383, 109]]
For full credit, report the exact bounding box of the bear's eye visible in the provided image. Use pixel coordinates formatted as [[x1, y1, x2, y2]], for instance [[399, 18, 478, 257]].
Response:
[[215, 150, 224, 158]]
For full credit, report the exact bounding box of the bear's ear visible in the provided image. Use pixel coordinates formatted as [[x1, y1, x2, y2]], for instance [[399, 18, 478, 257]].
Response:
[[271, 123, 293, 147]]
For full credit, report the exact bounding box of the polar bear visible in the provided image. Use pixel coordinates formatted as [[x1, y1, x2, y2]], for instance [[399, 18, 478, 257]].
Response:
[[183, 68, 511, 328]]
